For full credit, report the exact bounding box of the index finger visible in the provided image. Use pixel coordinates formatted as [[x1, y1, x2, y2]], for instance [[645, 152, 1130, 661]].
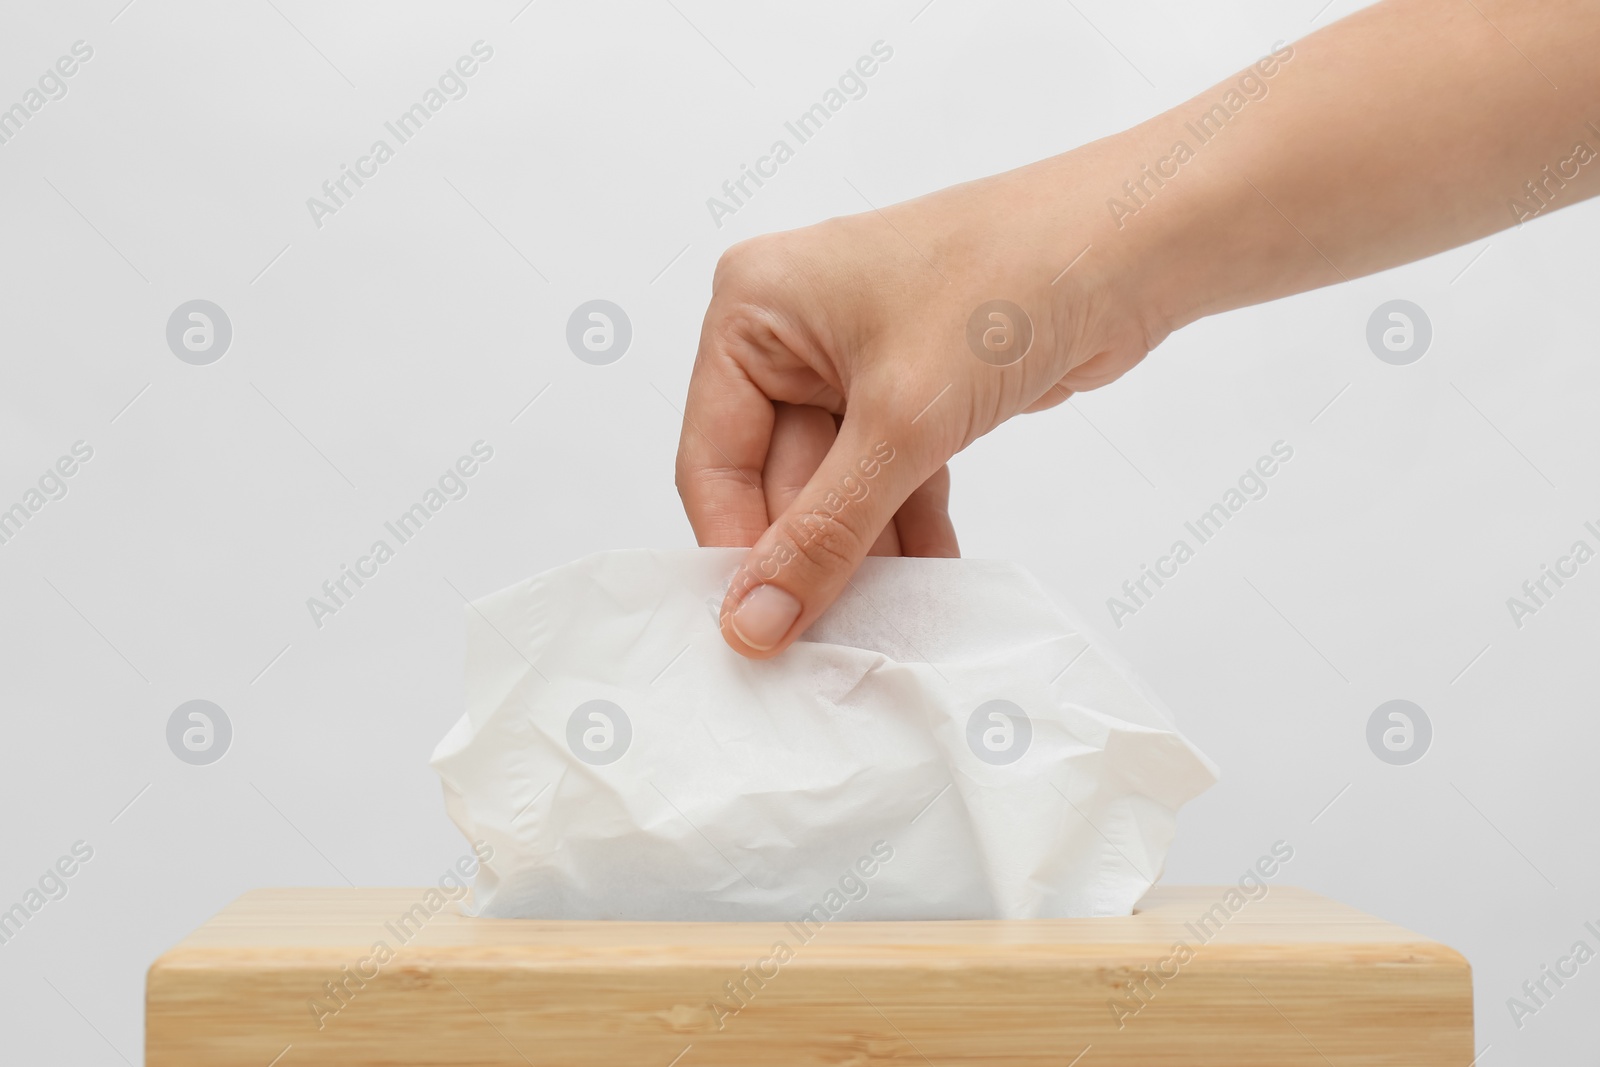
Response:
[[674, 320, 774, 548]]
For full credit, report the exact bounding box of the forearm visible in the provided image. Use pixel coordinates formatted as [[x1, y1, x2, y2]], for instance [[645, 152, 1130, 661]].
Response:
[[1078, 0, 1600, 340], [681, 0, 1599, 656]]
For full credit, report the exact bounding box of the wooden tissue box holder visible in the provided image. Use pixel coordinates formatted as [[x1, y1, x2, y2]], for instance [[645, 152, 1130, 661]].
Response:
[[147, 885, 1472, 1065]]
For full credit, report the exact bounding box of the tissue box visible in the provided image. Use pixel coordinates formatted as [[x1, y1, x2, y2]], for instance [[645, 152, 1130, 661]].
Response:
[[146, 885, 1471, 1065]]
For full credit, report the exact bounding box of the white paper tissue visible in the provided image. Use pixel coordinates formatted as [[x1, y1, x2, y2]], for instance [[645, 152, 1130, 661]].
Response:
[[430, 548, 1217, 920]]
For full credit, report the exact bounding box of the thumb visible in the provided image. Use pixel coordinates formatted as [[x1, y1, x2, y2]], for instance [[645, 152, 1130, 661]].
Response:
[[719, 419, 930, 658]]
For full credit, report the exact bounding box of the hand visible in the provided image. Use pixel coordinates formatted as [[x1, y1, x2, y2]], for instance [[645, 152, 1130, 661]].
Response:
[[675, 161, 1159, 657], [677, 0, 1600, 659]]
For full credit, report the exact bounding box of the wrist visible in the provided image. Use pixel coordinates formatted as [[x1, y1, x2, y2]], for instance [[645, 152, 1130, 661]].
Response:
[[1056, 37, 1326, 348]]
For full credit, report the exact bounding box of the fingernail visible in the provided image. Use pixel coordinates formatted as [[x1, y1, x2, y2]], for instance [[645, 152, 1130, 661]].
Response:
[[729, 584, 802, 651]]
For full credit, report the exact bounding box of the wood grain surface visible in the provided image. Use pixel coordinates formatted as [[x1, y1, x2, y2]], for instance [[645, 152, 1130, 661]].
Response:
[[146, 885, 1473, 1066]]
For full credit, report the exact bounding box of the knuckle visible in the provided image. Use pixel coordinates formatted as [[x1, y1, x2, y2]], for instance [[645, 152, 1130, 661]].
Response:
[[672, 449, 695, 502], [713, 230, 809, 299], [713, 235, 775, 291], [779, 508, 865, 575]]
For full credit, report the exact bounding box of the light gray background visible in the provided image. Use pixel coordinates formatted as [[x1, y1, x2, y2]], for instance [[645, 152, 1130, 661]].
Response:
[[1, 0, 1594, 1062]]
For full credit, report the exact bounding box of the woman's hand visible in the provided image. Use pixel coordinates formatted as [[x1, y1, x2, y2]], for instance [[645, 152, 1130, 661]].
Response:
[[675, 160, 1158, 657], [677, 0, 1600, 658]]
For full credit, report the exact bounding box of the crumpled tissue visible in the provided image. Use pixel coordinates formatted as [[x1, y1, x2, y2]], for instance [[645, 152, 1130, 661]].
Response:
[[431, 548, 1217, 920]]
